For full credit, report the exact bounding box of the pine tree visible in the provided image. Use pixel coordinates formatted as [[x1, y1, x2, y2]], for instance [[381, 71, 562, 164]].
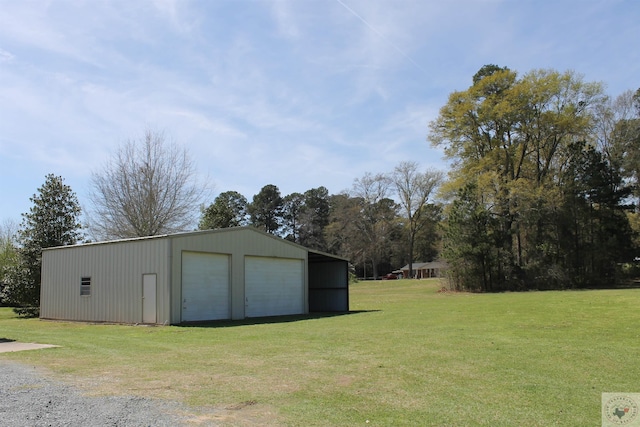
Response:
[[248, 185, 283, 234], [199, 191, 248, 230]]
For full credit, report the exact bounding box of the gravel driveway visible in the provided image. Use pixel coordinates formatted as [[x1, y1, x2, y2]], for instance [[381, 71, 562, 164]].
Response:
[[0, 361, 197, 426]]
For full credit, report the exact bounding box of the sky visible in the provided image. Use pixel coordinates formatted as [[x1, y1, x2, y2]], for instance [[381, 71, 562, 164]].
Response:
[[1, 0, 638, 228]]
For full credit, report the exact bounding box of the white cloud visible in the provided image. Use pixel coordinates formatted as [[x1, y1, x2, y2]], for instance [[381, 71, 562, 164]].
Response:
[[270, 0, 301, 39], [0, 47, 14, 62], [166, 109, 247, 139]]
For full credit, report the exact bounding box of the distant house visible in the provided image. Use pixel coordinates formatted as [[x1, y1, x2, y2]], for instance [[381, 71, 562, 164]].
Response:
[[399, 261, 448, 279]]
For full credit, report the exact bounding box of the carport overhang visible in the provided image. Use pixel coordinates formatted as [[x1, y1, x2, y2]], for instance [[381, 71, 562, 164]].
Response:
[[307, 250, 350, 312]]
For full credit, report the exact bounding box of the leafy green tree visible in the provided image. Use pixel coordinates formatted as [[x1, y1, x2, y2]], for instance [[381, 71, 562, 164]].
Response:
[[429, 66, 632, 290], [0, 219, 19, 306], [249, 184, 283, 234], [3, 175, 82, 316], [199, 191, 248, 230]]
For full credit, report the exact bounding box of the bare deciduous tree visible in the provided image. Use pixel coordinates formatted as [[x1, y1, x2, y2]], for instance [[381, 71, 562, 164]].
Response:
[[351, 172, 397, 279], [391, 161, 443, 278], [89, 130, 208, 239]]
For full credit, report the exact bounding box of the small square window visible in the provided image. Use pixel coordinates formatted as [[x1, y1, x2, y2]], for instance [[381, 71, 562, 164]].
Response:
[[80, 277, 91, 296]]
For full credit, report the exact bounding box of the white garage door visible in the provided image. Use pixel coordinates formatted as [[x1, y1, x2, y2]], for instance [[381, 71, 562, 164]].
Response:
[[245, 257, 304, 318], [182, 252, 230, 321]]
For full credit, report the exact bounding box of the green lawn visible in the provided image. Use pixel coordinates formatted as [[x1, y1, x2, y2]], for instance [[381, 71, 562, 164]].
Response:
[[1, 280, 639, 426]]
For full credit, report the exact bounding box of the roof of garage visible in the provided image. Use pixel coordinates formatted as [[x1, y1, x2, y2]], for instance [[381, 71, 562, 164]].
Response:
[[43, 226, 349, 263], [308, 249, 348, 263]]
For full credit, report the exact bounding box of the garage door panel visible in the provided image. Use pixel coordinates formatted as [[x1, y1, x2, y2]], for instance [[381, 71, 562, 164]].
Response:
[[182, 252, 230, 321], [245, 257, 303, 318]]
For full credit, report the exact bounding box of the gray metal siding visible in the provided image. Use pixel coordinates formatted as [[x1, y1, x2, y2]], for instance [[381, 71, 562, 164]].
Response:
[[41, 238, 170, 324], [41, 228, 351, 325], [169, 228, 308, 322]]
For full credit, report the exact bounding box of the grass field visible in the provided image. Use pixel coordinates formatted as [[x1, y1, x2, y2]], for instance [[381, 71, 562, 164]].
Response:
[[1, 279, 639, 426]]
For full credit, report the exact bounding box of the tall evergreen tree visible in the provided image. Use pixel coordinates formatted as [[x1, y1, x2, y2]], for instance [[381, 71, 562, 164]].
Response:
[[199, 191, 248, 230], [281, 192, 305, 242], [442, 183, 499, 291], [3, 174, 83, 316], [249, 184, 283, 234], [559, 142, 634, 284], [298, 186, 331, 251]]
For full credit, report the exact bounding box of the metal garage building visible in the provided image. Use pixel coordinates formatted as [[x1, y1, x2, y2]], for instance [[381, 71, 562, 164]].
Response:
[[40, 227, 349, 325]]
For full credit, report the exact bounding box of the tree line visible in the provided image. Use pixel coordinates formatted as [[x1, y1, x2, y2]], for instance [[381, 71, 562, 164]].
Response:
[[2, 65, 639, 315], [199, 163, 443, 280], [430, 65, 639, 291], [0, 135, 442, 315]]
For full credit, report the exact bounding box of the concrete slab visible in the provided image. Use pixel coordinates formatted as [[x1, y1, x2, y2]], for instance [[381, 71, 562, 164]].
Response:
[[0, 340, 60, 353]]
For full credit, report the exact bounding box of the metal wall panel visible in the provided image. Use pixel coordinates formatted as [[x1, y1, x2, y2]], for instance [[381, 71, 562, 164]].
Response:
[[41, 237, 171, 324]]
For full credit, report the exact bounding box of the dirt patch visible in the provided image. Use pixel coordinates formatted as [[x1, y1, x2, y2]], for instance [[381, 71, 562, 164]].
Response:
[[0, 340, 60, 353], [226, 400, 258, 410], [336, 375, 355, 386], [167, 401, 278, 426]]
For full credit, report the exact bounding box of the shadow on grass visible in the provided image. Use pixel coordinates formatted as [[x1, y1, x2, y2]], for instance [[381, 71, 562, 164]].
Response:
[[578, 283, 640, 290], [177, 310, 379, 328], [558, 278, 640, 291], [0, 338, 16, 343]]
